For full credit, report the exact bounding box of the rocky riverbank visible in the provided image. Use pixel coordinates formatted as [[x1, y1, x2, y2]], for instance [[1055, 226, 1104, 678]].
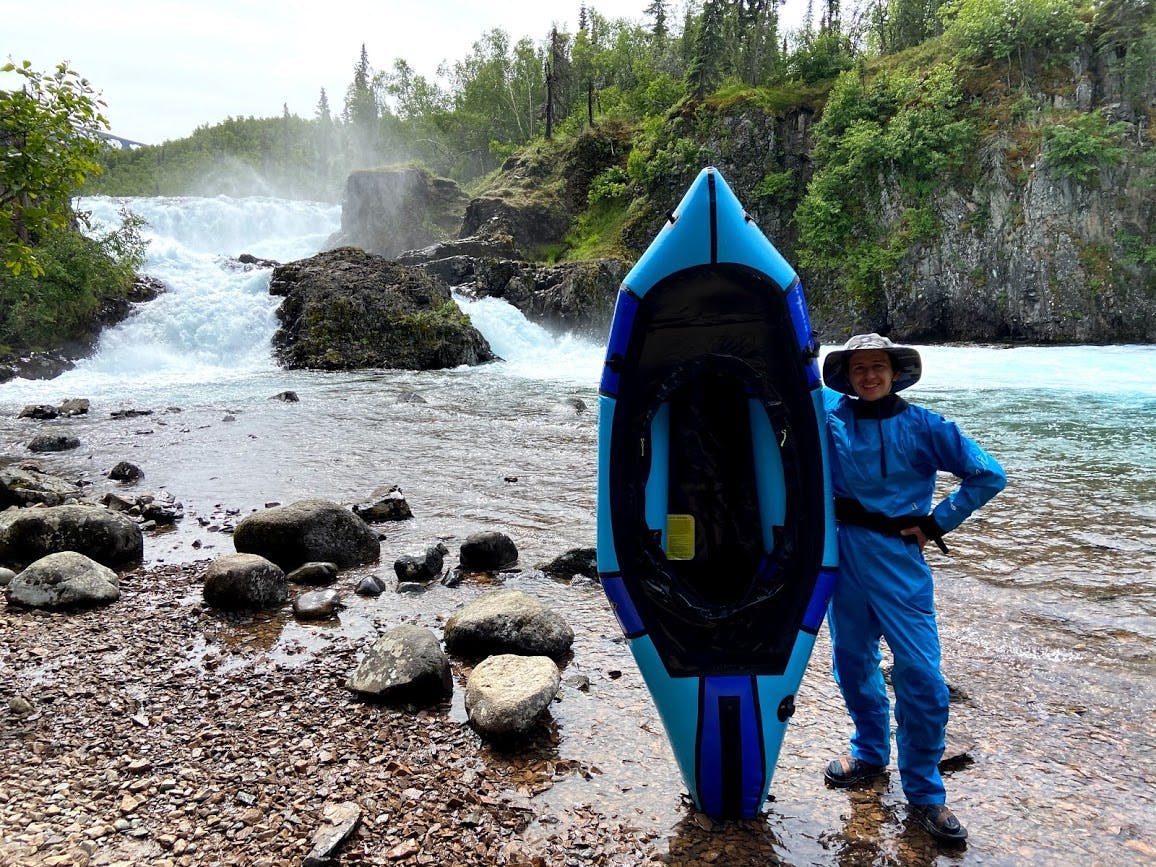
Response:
[[0, 561, 649, 867]]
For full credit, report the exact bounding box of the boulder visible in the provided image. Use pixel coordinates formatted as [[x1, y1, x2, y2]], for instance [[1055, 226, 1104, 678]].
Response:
[[57, 398, 90, 416], [355, 574, 387, 596], [5, 551, 120, 610], [0, 465, 81, 508], [268, 248, 495, 371], [459, 531, 518, 572], [464, 654, 560, 739], [108, 461, 144, 482], [443, 589, 574, 659], [539, 547, 598, 582], [202, 553, 287, 611], [0, 504, 143, 570], [346, 624, 453, 703], [18, 404, 58, 420], [27, 433, 81, 453], [232, 498, 380, 571]]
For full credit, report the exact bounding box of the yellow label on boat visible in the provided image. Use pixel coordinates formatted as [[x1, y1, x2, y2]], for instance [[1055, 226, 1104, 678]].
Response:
[[666, 514, 695, 560]]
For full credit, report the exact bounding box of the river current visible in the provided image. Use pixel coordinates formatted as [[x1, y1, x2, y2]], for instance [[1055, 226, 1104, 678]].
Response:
[[1, 195, 1153, 865]]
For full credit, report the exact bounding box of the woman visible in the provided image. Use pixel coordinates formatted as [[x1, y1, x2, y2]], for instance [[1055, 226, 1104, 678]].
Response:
[[821, 333, 1006, 845]]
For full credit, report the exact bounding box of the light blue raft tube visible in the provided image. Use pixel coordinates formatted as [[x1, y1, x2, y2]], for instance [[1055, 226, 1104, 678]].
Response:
[[596, 167, 837, 820]]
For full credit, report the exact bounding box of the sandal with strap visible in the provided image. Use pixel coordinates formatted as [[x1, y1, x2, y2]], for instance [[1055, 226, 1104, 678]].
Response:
[[823, 755, 887, 788], [911, 803, 968, 844]]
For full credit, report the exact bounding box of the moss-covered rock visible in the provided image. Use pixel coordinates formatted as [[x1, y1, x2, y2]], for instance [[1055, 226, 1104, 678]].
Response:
[[327, 166, 468, 258], [270, 248, 494, 370]]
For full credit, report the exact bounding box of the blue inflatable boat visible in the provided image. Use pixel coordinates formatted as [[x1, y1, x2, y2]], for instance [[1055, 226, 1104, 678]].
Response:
[[596, 167, 838, 819]]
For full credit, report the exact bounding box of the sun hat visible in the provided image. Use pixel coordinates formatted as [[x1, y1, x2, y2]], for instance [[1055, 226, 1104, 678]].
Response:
[[822, 333, 922, 396]]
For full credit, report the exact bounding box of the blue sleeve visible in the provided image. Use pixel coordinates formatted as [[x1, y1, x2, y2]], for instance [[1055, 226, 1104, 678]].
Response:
[[922, 411, 1007, 534], [821, 386, 844, 413]]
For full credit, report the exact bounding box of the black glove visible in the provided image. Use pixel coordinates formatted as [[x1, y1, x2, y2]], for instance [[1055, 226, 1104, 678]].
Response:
[[917, 515, 949, 554]]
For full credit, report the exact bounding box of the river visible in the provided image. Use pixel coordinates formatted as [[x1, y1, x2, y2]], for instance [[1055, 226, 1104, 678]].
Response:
[[1, 195, 1153, 865]]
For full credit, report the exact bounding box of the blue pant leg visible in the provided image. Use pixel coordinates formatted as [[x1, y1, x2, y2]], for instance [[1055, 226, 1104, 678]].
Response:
[[864, 539, 950, 805], [828, 529, 891, 767]]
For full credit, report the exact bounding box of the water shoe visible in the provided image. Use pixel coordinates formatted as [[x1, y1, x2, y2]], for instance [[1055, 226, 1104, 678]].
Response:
[[823, 755, 887, 787], [911, 803, 968, 845]]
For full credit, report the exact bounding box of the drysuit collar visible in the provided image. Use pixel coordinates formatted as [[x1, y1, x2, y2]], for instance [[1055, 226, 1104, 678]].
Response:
[[849, 393, 908, 420]]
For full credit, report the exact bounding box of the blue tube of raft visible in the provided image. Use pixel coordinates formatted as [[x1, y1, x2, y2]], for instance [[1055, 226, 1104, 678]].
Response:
[[596, 167, 838, 819]]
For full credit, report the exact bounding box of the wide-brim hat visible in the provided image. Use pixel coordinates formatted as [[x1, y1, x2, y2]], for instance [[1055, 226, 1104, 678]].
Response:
[[822, 333, 922, 396]]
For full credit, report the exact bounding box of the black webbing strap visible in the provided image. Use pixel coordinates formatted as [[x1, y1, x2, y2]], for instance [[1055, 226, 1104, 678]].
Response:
[[835, 497, 949, 554]]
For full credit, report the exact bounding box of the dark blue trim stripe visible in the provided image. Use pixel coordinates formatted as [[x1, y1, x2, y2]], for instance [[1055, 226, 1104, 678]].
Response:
[[600, 573, 646, 637], [695, 676, 768, 819], [600, 289, 640, 397], [801, 567, 838, 631], [707, 170, 718, 264]]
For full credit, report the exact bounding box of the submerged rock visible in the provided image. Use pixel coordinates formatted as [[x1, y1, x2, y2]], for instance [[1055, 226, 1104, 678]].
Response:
[[293, 588, 342, 620]]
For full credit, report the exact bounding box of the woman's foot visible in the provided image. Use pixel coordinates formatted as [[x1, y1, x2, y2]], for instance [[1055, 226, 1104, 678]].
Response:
[[823, 755, 887, 787], [910, 803, 968, 844]]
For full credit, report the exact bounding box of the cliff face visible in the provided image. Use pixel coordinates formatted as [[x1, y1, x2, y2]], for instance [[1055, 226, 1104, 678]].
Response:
[[329, 44, 1153, 344], [326, 167, 468, 258], [626, 44, 1155, 343]]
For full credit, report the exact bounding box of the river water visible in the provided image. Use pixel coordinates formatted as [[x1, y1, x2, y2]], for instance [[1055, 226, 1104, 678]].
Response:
[[1, 196, 1153, 865]]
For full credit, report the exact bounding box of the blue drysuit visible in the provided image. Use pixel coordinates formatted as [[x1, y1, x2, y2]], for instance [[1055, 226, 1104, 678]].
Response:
[[823, 389, 1006, 805]]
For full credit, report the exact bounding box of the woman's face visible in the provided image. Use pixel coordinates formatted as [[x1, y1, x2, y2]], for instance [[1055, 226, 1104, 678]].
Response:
[[848, 349, 895, 401]]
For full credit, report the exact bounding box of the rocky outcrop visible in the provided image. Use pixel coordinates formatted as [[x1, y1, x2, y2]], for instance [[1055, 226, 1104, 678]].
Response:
[[620, 51, 1154, 343], [472, 257, 625, 337], [880, 139, 1156, 342], [269, 247, 495, 370], [0, 276, 163, 385], [459, 197, 569, 259], [326, 166, 468, 258]]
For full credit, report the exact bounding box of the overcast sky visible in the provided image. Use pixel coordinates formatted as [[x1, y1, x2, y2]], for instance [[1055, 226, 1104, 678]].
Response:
[[5, 1, 809, 146]]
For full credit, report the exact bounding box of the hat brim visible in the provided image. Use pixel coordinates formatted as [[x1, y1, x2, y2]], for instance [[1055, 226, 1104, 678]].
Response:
[[822, 346, 922, 396]]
